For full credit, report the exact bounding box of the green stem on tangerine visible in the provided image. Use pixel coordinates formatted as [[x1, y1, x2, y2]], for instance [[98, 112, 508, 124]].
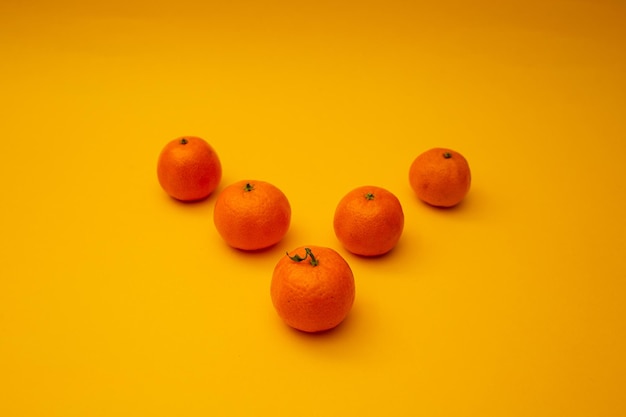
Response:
[[243, 183, 255, 192], [365, 192, 375, 200], [443, 152, 452, 159], [306, 248, 319, 266], [180, 138, 188, 145], [287, 247, 319, 267]]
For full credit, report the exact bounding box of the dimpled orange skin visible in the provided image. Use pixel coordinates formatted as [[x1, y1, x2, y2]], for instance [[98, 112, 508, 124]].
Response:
[[157, 136, 222, 201], [271, 246, 355, 333], [213, 180, 291, 251], [333, 186, 405, 257], [409, 148, 471, 207]]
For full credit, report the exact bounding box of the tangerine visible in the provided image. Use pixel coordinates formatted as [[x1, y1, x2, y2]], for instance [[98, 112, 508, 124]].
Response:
[[213, 180, 291, 251], [333, 185, 404, 256], [409, 148, 471, 207], [271, 246, 355, 333], [157, 136, 222, 201]]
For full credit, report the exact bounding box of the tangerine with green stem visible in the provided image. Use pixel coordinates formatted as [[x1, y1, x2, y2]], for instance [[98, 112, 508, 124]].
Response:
[[157, 136, 222, 201], [271, 246, 355, 333], [409, 148, 471, 207], [213, 180, 291, 250], [333, 185, 404, 256]]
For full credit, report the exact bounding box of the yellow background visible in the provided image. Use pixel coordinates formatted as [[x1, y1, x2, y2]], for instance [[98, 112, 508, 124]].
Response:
[[1, 1, 625, 415]]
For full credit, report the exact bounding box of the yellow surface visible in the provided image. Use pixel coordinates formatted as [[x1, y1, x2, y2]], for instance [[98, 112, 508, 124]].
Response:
[[1, 1, 625, 416]]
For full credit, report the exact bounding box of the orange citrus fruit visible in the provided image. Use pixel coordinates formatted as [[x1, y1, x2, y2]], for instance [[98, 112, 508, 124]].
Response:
[[157, 136, 222, 201], [271, 246, 355, 333], [409, 148, 471, 207], [213, 180, 291, 251], [333, 185, 404, 256]]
